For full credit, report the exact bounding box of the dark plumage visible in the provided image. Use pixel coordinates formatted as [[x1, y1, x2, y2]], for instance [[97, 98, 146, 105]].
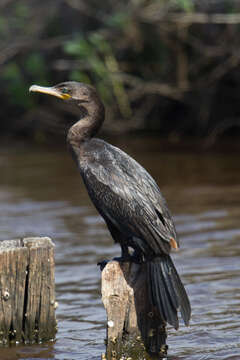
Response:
[[29, 81, 191, 330]]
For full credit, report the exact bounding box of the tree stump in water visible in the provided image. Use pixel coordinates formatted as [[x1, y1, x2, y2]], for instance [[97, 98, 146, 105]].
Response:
[[101, 260, 167, 360], [0, 237, 57, 345]]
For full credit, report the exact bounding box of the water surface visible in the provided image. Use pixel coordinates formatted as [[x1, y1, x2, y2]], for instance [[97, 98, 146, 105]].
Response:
[[0, 137, 239, 359]]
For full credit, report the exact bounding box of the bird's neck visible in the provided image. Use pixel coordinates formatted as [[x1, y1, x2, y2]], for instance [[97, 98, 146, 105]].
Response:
[[67, 100, 105, 152]]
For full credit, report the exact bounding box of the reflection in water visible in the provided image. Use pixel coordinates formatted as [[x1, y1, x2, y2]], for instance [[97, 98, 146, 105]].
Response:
[[0, 138, 240, 359]]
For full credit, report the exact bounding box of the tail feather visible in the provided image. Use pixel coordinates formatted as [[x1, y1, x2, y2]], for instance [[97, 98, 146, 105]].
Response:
[[151, 264, 168, 325], [160, 261, 179, 310], [147, 255, 191, 330], [165, 257, 191, 326], [156, 263, 179, 329]]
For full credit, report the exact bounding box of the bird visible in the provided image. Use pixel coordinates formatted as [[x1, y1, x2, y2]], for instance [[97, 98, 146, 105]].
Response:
[[29, 81, 191, 330]]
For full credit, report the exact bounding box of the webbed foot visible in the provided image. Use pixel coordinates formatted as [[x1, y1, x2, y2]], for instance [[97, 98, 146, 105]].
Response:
[[97, 259, 109, 271]]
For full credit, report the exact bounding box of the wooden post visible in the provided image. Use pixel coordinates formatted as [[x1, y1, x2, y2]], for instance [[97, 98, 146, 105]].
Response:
[[0, 237, 57, 345], [101, 260, 168, 360]]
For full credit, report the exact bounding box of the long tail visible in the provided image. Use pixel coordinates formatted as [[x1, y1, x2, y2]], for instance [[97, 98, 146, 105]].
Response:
[[147, 255, 191, 330]]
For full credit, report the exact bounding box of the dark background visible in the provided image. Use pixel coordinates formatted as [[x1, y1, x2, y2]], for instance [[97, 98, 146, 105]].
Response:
[[1, 0, 240, 147]]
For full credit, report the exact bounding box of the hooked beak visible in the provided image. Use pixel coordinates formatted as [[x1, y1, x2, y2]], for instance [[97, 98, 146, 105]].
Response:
[[29, 85, 71, 100]]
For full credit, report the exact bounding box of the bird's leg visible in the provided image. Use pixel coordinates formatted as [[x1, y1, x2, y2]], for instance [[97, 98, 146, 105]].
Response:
[[114, 244, 143, 264], [104, 220, 143, 264], [121, 243, 130, 259], [97, 259, 109, 271], [113, 243, 131, 262], [98, 244, 131, 270]]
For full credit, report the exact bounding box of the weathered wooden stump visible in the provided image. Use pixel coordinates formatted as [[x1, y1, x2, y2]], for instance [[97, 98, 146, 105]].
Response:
[[101, 260, 167, 360], [0, 237, 57, 345]]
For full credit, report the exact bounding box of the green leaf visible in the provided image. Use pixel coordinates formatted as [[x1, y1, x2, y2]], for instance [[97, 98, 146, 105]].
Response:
[[177, 0, 194, 12], [89, 33, 111, 54], [106, 12, 129, 28], [64, 37, 94, 58]]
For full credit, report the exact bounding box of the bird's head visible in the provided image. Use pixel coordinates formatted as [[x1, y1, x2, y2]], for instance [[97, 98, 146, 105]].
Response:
[[29, 81, 100, 106], [29, 81, 105, 141]]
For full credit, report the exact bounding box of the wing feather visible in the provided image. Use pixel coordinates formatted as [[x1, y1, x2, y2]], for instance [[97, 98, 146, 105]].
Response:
[[81, 140, 177, 255]]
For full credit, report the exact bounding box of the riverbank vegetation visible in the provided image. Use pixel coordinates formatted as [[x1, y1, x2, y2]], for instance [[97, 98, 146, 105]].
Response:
[[1, 0, 240, 144]]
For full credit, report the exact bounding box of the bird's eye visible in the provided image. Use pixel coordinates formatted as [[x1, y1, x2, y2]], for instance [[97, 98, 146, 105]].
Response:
[[61, 87, 69, 94]]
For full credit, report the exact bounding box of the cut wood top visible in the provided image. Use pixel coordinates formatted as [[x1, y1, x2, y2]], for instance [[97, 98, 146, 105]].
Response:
[[0, 237, 55, 252]]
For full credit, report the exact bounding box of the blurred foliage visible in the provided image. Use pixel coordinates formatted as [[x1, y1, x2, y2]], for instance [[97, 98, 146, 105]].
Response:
[[1, 0, 240, 143], [64, 33, 132, 118], [177, 0, 195, 12]]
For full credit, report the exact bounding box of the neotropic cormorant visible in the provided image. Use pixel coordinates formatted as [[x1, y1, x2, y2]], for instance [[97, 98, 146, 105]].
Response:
[[29, 81, 191, 330]]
